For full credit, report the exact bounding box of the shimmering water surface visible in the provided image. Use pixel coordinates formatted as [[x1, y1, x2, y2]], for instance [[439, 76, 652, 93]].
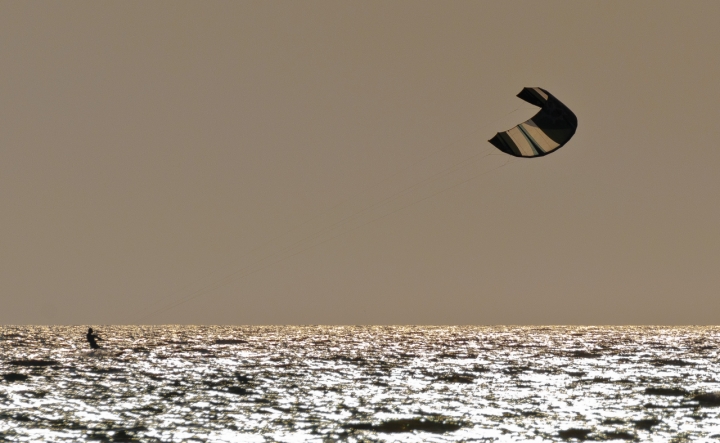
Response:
[[2, 326, 720, 442]]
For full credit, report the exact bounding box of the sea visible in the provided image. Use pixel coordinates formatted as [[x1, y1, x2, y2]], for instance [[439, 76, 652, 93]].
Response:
[[1, 326, 720, 442]]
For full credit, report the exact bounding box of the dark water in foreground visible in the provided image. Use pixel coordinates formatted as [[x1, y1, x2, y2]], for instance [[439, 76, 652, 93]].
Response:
[[2, 326, 720, 442]]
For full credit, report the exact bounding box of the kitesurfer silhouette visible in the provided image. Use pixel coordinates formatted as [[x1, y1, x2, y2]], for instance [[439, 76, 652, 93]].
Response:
[[86, 328, 101, 349]]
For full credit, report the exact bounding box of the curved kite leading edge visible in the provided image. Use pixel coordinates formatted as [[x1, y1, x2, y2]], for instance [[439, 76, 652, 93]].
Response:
[[489, 88, 577, 158]]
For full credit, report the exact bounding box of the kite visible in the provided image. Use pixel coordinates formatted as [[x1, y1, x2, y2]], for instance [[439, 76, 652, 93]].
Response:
[[489, 88, 577, 157]]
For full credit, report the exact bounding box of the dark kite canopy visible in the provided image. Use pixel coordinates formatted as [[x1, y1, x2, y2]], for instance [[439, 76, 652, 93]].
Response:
[[489, 88, 577, 158]]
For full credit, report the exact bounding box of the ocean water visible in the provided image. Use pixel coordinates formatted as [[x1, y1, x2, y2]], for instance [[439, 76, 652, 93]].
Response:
[[1, 326, 720, 442]]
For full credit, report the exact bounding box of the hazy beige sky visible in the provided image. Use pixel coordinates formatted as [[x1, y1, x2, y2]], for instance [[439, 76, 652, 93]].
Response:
[[2, 1, 719, 325]]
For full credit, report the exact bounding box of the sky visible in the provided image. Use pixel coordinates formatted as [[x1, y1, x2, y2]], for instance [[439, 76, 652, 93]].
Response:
[[1, 1, 719, 325]]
